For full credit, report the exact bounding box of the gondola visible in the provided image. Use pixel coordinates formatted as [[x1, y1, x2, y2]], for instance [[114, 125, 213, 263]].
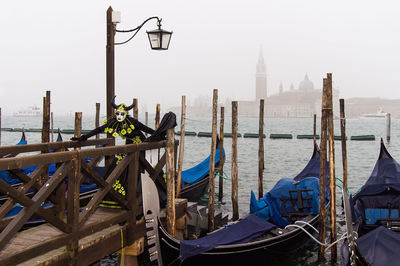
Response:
[[178, 147, 225, 202], [341, 139, 400, 266], [158, 142, 328, 266]]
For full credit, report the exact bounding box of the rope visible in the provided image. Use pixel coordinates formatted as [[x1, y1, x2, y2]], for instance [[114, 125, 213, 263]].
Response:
[[284, 221, 348, 249], [214, 168, 229, 180], [120, 229, 125, 266]]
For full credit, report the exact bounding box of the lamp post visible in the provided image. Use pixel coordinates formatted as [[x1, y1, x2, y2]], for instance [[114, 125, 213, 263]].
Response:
[[106, 6, 172, 141]]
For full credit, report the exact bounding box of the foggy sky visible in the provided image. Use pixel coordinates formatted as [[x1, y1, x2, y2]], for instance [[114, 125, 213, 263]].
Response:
[[1, 0, 400, 115]]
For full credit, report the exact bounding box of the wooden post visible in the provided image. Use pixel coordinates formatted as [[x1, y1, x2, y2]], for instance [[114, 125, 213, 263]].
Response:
[[258, 99, 265, 199], [208, 90, 218, 232], [74, 112, 82, 152], [67, 155, 81, 264], [166, 128, 176, 236], [327, 73, 337, 262], [318, 78, 328, 260], [340, 99, 348, 194], [313, 113, 317, 147], [95, 103, 100, 140], [106, 6, 115, 146], [145, 111, 148, 127], [155, 104, 160, 130], [386, 113, 391, 142], [41, 91, 51, 143], [231, 101, 239, 221], [218, 106, 225, 202], [124, 151, 140, 265], [51, 112, 54, 142], [133, 98, 138, 119], [0, 108, 2, 146], [176, 96, 186, 198]]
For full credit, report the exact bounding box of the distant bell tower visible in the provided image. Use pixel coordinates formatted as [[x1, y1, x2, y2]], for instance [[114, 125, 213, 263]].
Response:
[[256, 46, 267, 101]]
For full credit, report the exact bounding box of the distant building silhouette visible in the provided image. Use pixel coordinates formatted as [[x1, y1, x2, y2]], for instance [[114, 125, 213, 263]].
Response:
[[237, 48, 338, 117]]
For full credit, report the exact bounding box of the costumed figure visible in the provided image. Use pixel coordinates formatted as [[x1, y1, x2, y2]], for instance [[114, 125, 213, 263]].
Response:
[[72, 96, 155, 208]]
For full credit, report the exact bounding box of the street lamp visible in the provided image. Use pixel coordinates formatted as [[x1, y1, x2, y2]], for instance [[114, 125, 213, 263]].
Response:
[[106, 7, 172, 142]]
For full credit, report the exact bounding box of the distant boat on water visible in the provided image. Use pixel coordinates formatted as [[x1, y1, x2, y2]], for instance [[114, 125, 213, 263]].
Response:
[[13, 106, 41, 117], [360, 107, 387, 118]]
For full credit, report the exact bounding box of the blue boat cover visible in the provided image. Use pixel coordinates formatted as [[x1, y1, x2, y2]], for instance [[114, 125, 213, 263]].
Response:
[[341, 226, 400, 266], [179, 215, 275, 261], [352, 140, 400, 223], [250, 177, 320, 226], [181, 148, 224, 184]]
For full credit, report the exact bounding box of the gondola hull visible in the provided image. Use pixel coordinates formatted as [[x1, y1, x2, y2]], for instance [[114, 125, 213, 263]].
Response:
[[179, 176, 209, 202], [159, 213, 320, 266]]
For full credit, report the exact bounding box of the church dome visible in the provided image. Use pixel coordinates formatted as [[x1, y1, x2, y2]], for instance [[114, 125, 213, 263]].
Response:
[[298, 74, 314, 91]]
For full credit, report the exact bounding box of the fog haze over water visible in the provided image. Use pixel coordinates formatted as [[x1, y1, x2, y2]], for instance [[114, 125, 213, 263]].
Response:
[[1, 0, 400, 115]]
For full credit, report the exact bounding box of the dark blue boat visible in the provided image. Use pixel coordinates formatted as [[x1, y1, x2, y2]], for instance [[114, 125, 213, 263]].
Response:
[[159, 143, 328, 266], [341, 139, 400, 266]]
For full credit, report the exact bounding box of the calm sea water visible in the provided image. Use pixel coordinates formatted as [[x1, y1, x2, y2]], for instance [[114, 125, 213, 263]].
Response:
[[1, 114, 398, 265]]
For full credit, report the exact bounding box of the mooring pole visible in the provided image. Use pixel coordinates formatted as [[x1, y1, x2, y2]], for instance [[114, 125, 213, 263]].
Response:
[[51, 112, 54, 142], [232, 101, 239, 221], [166, 128, 176, 237], [258, 99, 265, 199], [313, 113, 317, 147], [41, 91, 51, 143], [0, 108, 2, 146], [145, 111, 148, 127], [218, 106, 225, 201], [386, 113, 391, 142], [208, 90, 218, 232], [74, 112, 82, 149], [318, 78, 328, 261], [133, 98, 138, 119], [95, 103, 100, 140], [155, 104, 160, 130], [176, 96, 186, 198], [327, 73, 337, 262], [340, 99, 348, 193]]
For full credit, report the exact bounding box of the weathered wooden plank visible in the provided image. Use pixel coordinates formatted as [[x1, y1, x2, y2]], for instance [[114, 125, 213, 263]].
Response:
[[0, 208, 130, 265], [0, 139, 113, 157]]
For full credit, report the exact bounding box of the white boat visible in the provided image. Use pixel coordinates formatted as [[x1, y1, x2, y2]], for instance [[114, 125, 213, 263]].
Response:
[[360, 107, 388, 118], [13, 106, 41, 117]]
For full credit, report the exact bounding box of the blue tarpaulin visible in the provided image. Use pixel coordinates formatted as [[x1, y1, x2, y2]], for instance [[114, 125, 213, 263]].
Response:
[[250, 177, 320, 226], [180, 215, 275, 261], [181, 148, 224, 184], [341, 226, 400, 266]]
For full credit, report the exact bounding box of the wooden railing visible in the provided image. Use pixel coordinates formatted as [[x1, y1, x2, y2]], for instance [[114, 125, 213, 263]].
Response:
[[0, 138, 171, 264]]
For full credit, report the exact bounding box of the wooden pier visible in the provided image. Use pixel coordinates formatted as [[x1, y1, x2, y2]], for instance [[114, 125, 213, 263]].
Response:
[[0, 137, 186, 265]]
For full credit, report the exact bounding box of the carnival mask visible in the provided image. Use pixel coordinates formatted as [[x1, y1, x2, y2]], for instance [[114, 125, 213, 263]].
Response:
[[116, 110, 127, 122]]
